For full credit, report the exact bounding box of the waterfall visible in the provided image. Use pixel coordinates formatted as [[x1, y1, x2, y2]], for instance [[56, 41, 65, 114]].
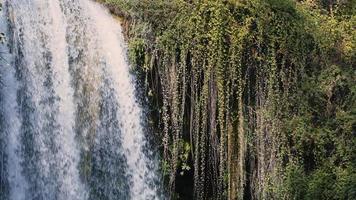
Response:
[[0, 0, 161, 199]]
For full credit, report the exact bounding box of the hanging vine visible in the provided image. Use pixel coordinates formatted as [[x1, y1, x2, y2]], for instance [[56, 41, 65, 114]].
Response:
[[102, 0, 355, 199]]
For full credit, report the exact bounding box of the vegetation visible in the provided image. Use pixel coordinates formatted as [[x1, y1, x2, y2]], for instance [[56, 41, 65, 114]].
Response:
[[102, 0, 355, 199]]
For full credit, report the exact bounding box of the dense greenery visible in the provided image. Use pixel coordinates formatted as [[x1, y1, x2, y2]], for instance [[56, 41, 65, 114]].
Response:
[[102, 0, 355, 199]]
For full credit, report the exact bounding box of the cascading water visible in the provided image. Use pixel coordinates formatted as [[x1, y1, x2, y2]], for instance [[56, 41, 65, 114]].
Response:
[[0, 0, 161, 199]]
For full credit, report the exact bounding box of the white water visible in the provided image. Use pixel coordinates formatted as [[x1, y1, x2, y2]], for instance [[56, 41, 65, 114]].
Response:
[[0, 0, 161, 199], [0, 4, 27, 199], [85, 2, 159, 198]]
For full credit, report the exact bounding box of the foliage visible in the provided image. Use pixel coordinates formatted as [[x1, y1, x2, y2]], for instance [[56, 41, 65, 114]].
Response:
[[104, 0, 355, 199]]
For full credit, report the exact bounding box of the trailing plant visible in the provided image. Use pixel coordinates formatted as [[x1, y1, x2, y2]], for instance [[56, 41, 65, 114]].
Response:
[[102, 0, 355, 199]]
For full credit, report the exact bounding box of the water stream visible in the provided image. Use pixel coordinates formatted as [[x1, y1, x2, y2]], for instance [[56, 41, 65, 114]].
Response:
[[0, 0, 161, 199]]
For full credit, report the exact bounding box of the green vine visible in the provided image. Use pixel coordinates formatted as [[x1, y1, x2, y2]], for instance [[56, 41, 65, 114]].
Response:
[[103, 0, 355, 199]]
